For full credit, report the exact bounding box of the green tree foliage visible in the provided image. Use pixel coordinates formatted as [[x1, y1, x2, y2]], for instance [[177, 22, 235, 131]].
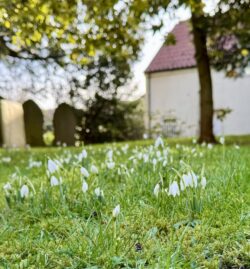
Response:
[[1, 1, 249, 143], [80, 93, 145, 144]]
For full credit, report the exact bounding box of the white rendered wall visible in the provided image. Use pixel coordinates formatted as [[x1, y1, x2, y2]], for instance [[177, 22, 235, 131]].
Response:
[[147, 68, 200, 137], [147, 68, 250, 137]]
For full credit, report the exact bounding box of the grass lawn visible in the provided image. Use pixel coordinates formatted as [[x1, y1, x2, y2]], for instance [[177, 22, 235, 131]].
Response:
[[0, 137, 249, 268]]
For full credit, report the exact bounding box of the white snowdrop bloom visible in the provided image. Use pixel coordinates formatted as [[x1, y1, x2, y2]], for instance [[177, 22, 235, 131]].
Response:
[[107, 150, 113, 160], [207, 143, 213, 150], [182, 172, 198, 188], [143, 154, 149, 163], [90, 164, 99, 174], [107, 161, 115, 169], [176, 144, 180, 149], [137, 152, 143, 160], [2, 157, 11, 163], [130, 168, 134, 174], [122, 144, 129, 153], [201, 142, 206, 147], [78, 149, 87, 161], [191, 148, 196, 154], [82, 180, 88, 193], [163, 149, 168, 157], [80, 167, 89, 178], [182, 173, 192, 188], [156, 151, 161, 158], [190, 172, 198, 188], [94, 187, 104, 197], [201, 176, 207, 189], [48, 159, 58, 174], [20, 185, 29, 198], [168, 181, 180, 197], [152, 158, 157, 166], [112, 204, 120, 218], [153, 183, 160, 197], [192, 138, 197, 144], [163, 160, 167, 167], [219, 136, 225, 145], [143, 133, 148, 139], [155, 136, 164, 148], [3, 182, 11, 191], [50, 175, 59, 187], [199, 152, 204, 157], [180, 179, 185, 191], [234, 145, 240, 150]]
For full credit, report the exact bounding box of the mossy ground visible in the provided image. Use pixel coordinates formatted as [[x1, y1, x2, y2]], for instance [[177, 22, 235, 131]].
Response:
[[0, 136, 249, 268]]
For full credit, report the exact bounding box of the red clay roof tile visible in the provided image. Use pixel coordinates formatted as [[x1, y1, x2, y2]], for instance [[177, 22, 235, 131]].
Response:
[[145, 21, 196, 73]]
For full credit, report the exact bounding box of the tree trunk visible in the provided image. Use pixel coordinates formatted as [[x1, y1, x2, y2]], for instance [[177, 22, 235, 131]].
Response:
[[191, 13, 216, 143]]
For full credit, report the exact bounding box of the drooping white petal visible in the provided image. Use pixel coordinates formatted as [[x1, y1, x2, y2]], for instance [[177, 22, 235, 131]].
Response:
[[94, 187, 104, 197], [3, 182, 11, 191], [82, 181, 88, 193], [153, 183, 160, 197], [201, 176, 207, 189], [50, 176, 59, 187], [112, 204, 120, 218], [168, 181, 180, 197], [80, 167, 90, 178], [107, 161, 115, 169], [90, 164, 99, 174], [155, 136, 164, 148], [20, 185, 29, 198], [48, 159, 58, 174]]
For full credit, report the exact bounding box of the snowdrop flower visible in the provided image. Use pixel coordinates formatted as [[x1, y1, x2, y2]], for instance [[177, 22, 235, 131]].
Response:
[[192, 138, 197, 144], [48, 159, 58, 174], [234, 145, 240, 150], [94, 187, 104, 197], [90, 164, 99, 174], [80, 167, 89, 178], [20, 185, 29, 198], [155, 136, 164, 148], [152, 158, 157, 166], [201, 176, 207, 189], [207, 143, 213, 150], [3, 182, 11, 191], [143, 133, 148, 139], [112, 204, 120, 218], [143, 154, 149, 163], [190, 172, 198, 188], [107, 161, 115, 169], [163, 160, 167, 167], [168, 181, 180, 197], [81, 149, 88, 159], [107, 150, 113, 160], [219, 136, 225, 145], [82, 180, 88, 193], [182, 172, 198, 188], [182, 173, 192, 189], [50, 175, 59, 187], [163, 149, 168, 157], [2, 157, 11, 163], [153, 183, 160, 198]]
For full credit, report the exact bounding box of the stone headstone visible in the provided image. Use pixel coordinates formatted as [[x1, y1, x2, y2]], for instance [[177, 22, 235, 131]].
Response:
[[53, 103, 77, 146], [23, 100, 44, 146], [0, 100, 26, 147]]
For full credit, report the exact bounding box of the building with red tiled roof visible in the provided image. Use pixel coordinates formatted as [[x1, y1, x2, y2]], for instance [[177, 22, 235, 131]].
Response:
[[145, 21, 196, 73], [145, 21, 250, 137]]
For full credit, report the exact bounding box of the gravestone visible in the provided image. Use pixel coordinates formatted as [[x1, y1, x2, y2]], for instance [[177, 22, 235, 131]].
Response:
[[0, 100, 26, 147], [53, 103, 77, 146], [23, 100, 44, 146]]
